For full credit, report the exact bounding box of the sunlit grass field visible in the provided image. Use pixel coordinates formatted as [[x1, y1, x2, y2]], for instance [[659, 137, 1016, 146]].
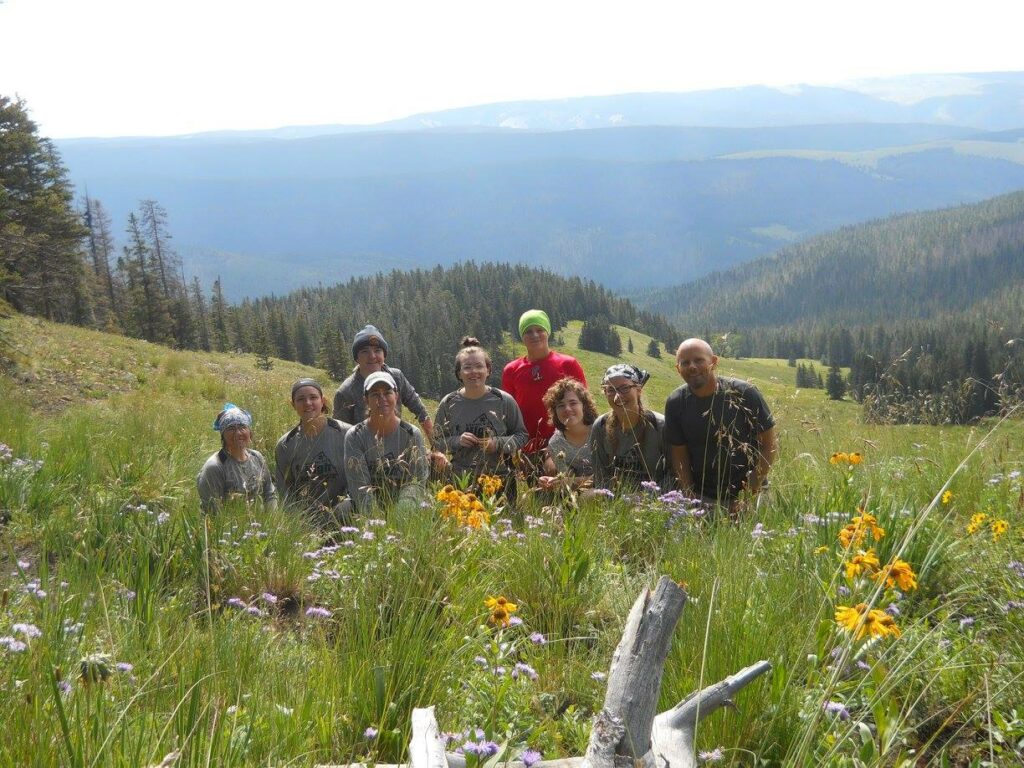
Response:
[[1, 314, 1022, 766]]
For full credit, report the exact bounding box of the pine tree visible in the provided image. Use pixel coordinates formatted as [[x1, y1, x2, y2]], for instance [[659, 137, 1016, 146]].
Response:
[[826, 363, 846, 400], [627, 336, 634, 353], [190, 276, 211, 351], [252, 318, 274, 371], [209, 278, 230, 352], [646, 338, 662, 358], [607, 328, 622, 356], [318, 327, 348, 381], [0, 96, 89, 321]]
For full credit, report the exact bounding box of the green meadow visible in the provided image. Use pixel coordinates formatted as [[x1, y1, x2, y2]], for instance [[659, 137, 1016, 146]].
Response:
[[1, 314, 1022, 766]]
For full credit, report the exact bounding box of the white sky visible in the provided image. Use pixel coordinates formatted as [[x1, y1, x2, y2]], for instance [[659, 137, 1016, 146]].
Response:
[[2, 0, 1023, 138]]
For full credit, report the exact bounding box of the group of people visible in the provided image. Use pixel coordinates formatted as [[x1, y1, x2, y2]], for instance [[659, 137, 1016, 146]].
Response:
[[196, 310, 777, 520]]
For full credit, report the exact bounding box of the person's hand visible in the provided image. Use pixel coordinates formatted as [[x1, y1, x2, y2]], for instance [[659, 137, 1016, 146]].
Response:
[[458, 432, 480, 448], [482, 437, 497, 454], [430, 451, 449, 472], [537, 475, 558, 491]]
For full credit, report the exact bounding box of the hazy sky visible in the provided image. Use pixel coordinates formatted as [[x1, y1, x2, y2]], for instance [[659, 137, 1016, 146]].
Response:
[[2, 0, 1022, 138]]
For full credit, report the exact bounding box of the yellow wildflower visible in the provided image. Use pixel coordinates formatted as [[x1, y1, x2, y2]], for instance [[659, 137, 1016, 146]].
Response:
[[815, 545, 830, 555], [839, 512, 885, 548], [845, 549, 880, 580], [992, 519, 1009, 541], [941, 490, 953, 505], [485, 595, 518, 627], [848, 452, 864, 465], [830, 452, 849, 465], [967, 512, 988, 535], [479, 474, 503, 497], [835, 602, 901, 640], [874, 559, 918, 591]]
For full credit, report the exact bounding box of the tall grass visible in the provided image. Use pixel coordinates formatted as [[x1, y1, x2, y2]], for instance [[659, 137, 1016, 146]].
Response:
[[1, 319, 1022, 766]]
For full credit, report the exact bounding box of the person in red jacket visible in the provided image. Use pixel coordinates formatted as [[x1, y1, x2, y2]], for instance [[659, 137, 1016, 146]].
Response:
[[502, 309, 587, 457]]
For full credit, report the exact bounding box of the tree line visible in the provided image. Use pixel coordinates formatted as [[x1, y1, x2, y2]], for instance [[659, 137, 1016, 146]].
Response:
[[1, 95, 676, 397]]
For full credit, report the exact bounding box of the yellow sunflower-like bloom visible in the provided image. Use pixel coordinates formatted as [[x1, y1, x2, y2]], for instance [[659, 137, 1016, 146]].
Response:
[[966, 512, 988, 535], [479, 474, 503, 497], [862, 609, 901, 639], [839, 512, 885, 548], [848, 452, 864, 465], [992, 519, 1009, 541], [835, 603, 867, 632], [845, 549, 880, 580], [814, 545, 830, 555], [874, 559, 918, 591], [485, 595, 518, 626], [830, 452, 849, 465], [941, 490, 954, 505], [835, 603, 901, 639]]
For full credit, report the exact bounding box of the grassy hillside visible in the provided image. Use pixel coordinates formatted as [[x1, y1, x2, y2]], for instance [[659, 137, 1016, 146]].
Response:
[[1, 314, 1022, 766]]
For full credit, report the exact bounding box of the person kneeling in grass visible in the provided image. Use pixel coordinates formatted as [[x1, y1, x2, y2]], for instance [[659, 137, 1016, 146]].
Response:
[[434, 337, 528, 500], [197, 404, 276, 513], [590, 364, 670, 493], [536, 377, 597, 492], [275, 378, 352, 526], [344, 371, 429, 514]]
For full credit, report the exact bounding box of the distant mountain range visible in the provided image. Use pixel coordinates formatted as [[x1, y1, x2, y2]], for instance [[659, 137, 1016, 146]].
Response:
[[634, 189, 1024, 332], [56, 72, 1024, 299]]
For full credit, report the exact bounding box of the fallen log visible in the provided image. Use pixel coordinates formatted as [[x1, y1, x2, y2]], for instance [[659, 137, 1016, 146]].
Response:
[[319, 576, 770, 768]]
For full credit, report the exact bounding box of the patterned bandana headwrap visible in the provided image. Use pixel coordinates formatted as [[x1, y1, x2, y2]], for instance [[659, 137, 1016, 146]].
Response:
[[602, 364, 650, 387], [213, 403, 252, 432]]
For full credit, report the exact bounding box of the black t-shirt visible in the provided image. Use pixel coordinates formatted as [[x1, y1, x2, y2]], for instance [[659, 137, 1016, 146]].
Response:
[[664, 376, 775, 500]]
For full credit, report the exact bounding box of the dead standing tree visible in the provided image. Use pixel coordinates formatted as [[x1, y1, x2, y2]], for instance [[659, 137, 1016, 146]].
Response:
[[325, 576, 771, 768]]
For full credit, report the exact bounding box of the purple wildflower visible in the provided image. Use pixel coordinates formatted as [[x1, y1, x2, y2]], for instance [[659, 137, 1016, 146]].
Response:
[[361, 531, 376, 541], [473, 656, 488, 667], [529, 632, 547, 645], [12, 623, 41, 639], [115, 662, 134, 673], [305, 606, 332, 618], [364, 727, 378, 740], [959, 617, 975, 629], [226, 597, 246, 609], [0, 636, 27, 653], [58, 680, 72, 694], [698, 747, 724, 762], [823, 701, 850, 720], [521, 749, 542, 768], [262, 592, 278, 604], [513, 662, 539, 681]]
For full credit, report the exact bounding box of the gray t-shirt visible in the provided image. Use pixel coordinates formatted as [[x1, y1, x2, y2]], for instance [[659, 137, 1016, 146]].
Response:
[[344, 420, 428, 513], [333, 365, 429, 426], [546, 428, 593, 477], [274, 418, 351, 511], [590, 410, 669, 491], [433, 387, 528, 476], [196, 448, 276, 513]]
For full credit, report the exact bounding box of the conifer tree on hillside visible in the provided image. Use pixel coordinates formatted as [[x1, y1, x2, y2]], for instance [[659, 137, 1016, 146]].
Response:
[[209, 278, 230, 352], [647, 338, 662, 358], [826, 363, 846, 400], [253, 319, 274, 371], [0, 95, 89, 322]]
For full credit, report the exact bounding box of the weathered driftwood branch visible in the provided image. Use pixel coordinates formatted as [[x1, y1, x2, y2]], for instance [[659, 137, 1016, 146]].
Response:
[[319, 576, 770, 768]]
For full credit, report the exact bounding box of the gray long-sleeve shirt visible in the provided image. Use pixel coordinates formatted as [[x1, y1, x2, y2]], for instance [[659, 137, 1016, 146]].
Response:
[[274, 418, 351, 511], [344, 420, 428, 513], [196, 448, 276, 513], [333, 365, 429, 426], [432, 387, 528, 476], [590, 410, 669, 491]]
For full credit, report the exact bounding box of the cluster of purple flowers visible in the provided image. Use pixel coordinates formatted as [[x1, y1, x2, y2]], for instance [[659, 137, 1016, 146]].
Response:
[[658, 491, 706, 528]]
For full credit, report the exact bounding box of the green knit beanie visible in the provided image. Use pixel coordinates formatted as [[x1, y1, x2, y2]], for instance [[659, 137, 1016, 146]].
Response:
[[518, 309, 551, 338]]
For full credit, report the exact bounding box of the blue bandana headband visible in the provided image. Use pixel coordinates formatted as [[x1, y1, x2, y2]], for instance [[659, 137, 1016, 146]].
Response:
[[213, 404, 252, 432]]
